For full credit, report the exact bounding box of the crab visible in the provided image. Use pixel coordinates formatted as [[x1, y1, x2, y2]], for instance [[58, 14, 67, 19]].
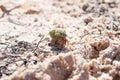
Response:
[[49, 29, 68, 49]]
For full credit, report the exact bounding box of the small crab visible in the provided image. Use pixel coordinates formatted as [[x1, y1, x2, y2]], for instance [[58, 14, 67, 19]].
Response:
[[49, 29, 68, 49]]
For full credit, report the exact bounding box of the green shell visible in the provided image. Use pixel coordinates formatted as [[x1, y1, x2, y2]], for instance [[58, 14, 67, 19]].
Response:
[[49, 29, 67, 38]]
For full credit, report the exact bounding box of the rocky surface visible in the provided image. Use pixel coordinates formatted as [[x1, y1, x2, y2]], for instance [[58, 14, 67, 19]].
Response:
[[0, 0, 120, 80]]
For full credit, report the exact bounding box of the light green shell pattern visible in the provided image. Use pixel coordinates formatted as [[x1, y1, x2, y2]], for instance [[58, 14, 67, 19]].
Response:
[[49, 29, 67, 38]]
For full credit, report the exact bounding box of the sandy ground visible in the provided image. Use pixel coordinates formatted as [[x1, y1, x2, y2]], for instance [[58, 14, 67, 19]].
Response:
[[0, 0, 120, 80]]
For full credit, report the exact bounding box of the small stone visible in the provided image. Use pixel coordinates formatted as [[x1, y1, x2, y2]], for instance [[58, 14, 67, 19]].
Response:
[[81, 35, 110, 51], [82, 3, 89, 11], [103, 58, 112, 65], [84, 17, 93, 25], [16, 61, 23, 66]]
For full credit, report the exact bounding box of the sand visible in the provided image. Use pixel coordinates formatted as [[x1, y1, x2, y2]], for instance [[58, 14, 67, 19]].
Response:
[[0, 0, 120, 80]]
